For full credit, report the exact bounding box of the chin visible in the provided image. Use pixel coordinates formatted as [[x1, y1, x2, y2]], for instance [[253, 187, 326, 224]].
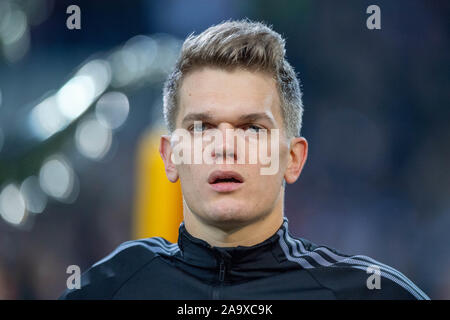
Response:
[[204, 201, 255, 227]]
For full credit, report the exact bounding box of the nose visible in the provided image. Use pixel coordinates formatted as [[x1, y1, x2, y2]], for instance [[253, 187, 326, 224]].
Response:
[[210, 123, 237, 162]]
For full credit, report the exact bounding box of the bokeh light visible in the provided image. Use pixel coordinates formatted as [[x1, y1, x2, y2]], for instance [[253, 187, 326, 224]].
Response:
[[39, 154, 77, 202], [0, 3, 30, 63], [20, 176, 47, 214], [95, 91, 130, 129], [75, 116, 112, 160], [29, 95, 69, 140], [56, 75, 96, 120], [75, 59, 112, 99], [0, 183, 27, 226]]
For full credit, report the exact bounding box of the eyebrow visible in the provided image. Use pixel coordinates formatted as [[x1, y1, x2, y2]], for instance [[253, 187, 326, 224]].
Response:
[[181, 112, 214, 126], [181, 112, 277, 127], [238, 112, 277, 126]]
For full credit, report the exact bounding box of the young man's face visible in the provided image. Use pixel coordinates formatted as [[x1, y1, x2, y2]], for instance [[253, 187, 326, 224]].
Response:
[[162, 67, 303, 229]]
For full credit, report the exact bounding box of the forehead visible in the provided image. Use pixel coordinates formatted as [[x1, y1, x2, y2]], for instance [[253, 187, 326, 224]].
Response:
[[177, 67, 282, 125]]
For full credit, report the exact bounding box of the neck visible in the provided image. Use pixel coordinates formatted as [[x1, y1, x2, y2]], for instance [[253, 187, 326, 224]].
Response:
[[183, 192, 284, 247]]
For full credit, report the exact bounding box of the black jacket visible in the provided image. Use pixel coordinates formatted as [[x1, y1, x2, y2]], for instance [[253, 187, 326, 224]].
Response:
[[59, 217, 429, 299]]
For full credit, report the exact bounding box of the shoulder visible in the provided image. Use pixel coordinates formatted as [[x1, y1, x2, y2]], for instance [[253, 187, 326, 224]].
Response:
[[282, 232, 429, 300], [59, 237, 179, 299]]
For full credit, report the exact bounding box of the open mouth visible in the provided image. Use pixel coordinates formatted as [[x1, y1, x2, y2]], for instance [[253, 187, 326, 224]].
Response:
[[210, 177, 242, 184], [208, 170, 244, 192]]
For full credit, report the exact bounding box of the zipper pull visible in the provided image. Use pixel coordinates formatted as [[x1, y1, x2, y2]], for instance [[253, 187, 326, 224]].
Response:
[[219, 260, 226, 282]]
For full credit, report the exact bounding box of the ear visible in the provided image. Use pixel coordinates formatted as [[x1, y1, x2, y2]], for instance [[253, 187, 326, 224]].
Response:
[[284, 137, 308, 184], [159, 135, 179, 183]]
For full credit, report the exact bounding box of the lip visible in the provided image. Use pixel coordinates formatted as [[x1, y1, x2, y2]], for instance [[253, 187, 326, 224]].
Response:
[[207, 170, 244, 193]]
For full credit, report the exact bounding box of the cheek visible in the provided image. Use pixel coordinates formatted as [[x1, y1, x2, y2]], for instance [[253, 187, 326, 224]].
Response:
[[245, 165, 283, 195], [177, 164, 208, 194], [241, 174, 282, 214], [177, 165, 196, 190]]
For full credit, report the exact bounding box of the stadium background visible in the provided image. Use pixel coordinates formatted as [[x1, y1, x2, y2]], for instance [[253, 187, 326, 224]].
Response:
[[0, 0, 448, 299]]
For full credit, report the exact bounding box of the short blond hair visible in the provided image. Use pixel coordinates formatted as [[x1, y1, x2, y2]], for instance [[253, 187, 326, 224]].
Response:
[[163, 19, 304, 138]]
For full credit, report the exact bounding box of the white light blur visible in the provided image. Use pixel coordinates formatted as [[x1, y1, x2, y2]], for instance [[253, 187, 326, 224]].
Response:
[[57, 75, 96, 120], [0, 7, 27, 45], [0, 7, 30, 63], [29, 95, 70, 140], [29, 59, 111, 141], [153, 36, 182, 74], [0, 1, 11, 26], [39, 155, 76, 201], [0, 183, 27, 226], [109, 35, 158, 87], [75, 117, 112, 160], [3, 28, 30, 63], [125, 35, 158, 76], [109, 49, 138, 87], [76, 59, 112, 98], [95, 92, 130, 129], [20, 176, 47, 214]]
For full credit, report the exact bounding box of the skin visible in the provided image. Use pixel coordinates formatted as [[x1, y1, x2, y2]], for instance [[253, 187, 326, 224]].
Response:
[[160, 66, 308, 247]]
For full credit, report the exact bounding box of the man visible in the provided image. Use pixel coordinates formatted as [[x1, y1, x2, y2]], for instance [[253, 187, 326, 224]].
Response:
[[60, 20, 429, 300]]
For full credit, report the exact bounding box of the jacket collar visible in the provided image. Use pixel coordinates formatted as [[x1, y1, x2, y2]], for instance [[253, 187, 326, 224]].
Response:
[[176, 217, 290, 282]]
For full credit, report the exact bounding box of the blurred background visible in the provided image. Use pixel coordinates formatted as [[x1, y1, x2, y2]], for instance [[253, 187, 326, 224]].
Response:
[[0, 0, 448, 299]]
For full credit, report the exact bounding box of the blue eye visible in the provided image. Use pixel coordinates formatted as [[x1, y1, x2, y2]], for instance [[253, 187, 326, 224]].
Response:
[[192, 123, 209, 132], [245, 125, 262, 133]]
